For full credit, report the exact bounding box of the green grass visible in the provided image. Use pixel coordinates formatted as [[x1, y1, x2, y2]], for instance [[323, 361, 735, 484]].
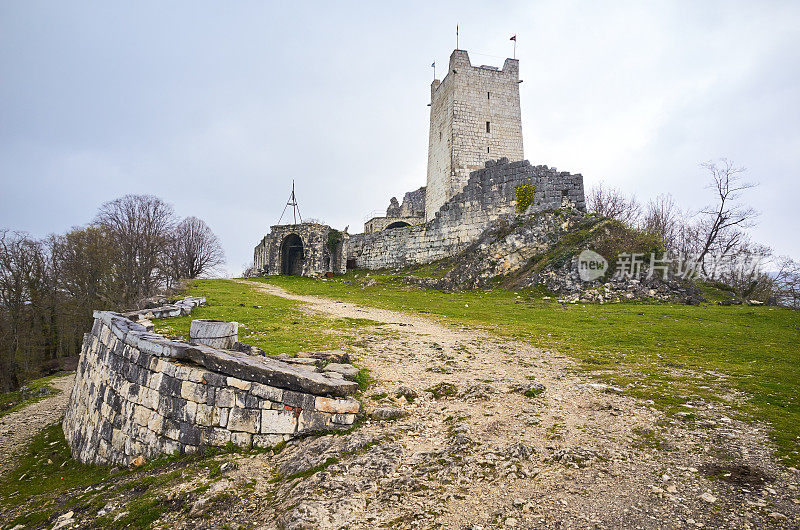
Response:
[[0, 420, 263, 527], [0, 423, 111, 526], [239, 273, 800, 466], [153, 278, 380, 356], [0, 373, 65, 418]]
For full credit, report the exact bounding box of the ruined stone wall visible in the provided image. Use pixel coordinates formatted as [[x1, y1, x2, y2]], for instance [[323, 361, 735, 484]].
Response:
[[349, 159, 585, 270], [399, 187, 426, 218], [254, 223, 348, 277], [364, 216, 425, 234], [63, 308, 359, 466], [426, 50, 524, 220]]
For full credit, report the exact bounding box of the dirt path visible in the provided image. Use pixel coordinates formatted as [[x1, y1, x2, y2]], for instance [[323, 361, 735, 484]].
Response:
[[231, 280, 799, 528], [0, 374, 74, 476]]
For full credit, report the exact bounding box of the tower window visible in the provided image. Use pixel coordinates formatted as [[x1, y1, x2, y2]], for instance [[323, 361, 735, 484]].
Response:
[[439, 131, 442, 140], [487, 147, 490, 153], [487, 91, 490, 99], [486, 121, 491, 133]]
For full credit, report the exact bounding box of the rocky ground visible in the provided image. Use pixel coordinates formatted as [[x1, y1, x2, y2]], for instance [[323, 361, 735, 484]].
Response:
[[3, 284, 799, 529]]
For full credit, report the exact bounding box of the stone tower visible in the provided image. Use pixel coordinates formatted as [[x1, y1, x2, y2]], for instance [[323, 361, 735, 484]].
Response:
[[425, 49, 524, 220]]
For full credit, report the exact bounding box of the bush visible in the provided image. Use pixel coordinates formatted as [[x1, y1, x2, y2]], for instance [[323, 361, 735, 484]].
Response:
[[515, 184, 537, 214]]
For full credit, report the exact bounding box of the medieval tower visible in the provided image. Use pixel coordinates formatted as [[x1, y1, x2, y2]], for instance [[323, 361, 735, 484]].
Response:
[[425, 49, 524, 220]]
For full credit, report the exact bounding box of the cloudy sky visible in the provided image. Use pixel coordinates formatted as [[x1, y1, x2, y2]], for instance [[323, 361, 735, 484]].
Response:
[[2, 1, 799, 274]]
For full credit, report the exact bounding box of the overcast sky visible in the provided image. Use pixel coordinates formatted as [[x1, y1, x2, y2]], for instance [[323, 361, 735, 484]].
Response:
[[2, 1, 799, 274]]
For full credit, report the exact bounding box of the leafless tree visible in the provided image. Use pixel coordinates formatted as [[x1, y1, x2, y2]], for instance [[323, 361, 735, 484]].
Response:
[[95, 194, 176, 305], [587, 182, 641, 225], [164, 217, 225, 281], [642, 194, 681, 246], [241, 262, 258, 278], [696, 159, 759, 273], [773, 256, 800, 308], [0, 231, 51, 391], [50, 225, 122, 307]]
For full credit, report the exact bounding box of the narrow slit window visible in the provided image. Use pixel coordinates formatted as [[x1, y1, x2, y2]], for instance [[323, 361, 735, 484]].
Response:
[[486, 121, 491, 133], [487, 146, 490, 153], [487, 91, 490, 100]]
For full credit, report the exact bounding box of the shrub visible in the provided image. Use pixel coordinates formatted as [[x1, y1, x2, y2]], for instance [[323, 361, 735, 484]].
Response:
[[515, 183, 537, 213]]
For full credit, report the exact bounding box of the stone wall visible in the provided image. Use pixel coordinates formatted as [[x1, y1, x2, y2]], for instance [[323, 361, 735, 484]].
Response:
[[63, 304, 359, 466], [364, 216, 425, 234], [426, 50, 524, 220], [349, 158, 585, 270], [254, 223, 348, 277]]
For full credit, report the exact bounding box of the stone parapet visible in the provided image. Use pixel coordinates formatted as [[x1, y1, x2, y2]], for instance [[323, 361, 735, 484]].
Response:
[[63, 301, 360, 466]]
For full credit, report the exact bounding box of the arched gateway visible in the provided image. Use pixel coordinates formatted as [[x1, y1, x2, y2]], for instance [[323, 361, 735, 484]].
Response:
[[280, 234, 304, 275]]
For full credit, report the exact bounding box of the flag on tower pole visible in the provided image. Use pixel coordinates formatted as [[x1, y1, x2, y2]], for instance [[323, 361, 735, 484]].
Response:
[[510, 35, 517, 59]]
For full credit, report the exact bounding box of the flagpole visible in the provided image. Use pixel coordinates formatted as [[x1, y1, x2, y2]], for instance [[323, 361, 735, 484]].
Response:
[[514, 40, 516, 59], [456, 25, 459, 49]]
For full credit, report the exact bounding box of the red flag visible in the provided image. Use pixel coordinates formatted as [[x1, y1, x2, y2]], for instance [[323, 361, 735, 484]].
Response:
[[510, 35, 516, 41]]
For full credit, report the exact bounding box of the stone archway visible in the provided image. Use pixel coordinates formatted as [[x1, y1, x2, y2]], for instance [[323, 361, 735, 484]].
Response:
[[280, 234, 305, 275], [385, 221, 411, 230]]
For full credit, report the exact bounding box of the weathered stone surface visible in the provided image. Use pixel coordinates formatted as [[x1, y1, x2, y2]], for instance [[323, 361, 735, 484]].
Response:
[[315, 397, 361, 414], [183, 346, 357, 397], [323, 363, 360, 381], [189, 319, 239, 350], [63, 299, 362, 466]]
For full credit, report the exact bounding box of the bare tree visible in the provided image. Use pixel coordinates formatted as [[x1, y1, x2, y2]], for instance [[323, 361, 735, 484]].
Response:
[[642, 194, 681, 246], [587, 182, 641, 225], [0, 231, 50, 391], [164, 217, 225, 281], [696, 159, 759, 273], [94, 194, 176, 304], [773, 256, 800, 308]]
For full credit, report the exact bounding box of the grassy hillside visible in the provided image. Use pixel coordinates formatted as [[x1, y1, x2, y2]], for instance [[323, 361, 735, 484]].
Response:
[[239, 273, 800, 467], [154, 279, 380, 355]]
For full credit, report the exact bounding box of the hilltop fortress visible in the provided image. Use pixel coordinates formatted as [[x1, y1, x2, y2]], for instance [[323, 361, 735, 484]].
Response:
[[253, 49, 585, 276]]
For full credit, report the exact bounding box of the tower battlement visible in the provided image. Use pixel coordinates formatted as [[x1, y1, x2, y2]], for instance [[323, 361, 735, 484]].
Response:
[[425, 49, 524, 220]]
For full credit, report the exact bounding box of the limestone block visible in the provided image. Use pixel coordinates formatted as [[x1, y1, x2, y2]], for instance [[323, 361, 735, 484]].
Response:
[[331, 413, 356, 425], [315, 396, 361, 414], [190, 319, 239, 350], [230, 432, 252, 447], [296, 410, 333, 432], [260, 409, 297, 434], [215, 388, 235, 408], [250, 382, 283, 402], [228, 407, 260, 433], [180, 381, 206, 403], [212, 407, 229, 428], [133, 405, 152, 427], [253, 434, 284, 448], [195, 404, 214, 427], [203, 427, 231, 446]]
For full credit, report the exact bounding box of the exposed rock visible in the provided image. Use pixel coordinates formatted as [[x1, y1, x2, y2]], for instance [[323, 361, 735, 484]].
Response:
[[460, 382, 498, 401], [395, 385, 418, 401], [297, 350, 351, 364], [370, 407, 405, 421], [324, 363, 360, 381], [512, 381, 545, 398]]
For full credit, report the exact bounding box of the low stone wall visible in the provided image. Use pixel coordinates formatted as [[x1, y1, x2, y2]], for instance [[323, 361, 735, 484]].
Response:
[[63, 303, 359, 466], [349, 158, 585, 269]]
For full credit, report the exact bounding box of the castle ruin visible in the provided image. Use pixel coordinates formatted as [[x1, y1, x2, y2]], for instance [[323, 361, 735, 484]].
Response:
[[253, 48, 585, 276]]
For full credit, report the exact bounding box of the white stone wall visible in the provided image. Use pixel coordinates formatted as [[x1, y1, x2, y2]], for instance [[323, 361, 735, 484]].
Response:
[[425, 50, 524, 221]]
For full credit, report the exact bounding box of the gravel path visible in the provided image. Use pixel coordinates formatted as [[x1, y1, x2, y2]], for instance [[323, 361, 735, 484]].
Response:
[[231, 280, 800, 528], [0, 374, 75, 476]]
